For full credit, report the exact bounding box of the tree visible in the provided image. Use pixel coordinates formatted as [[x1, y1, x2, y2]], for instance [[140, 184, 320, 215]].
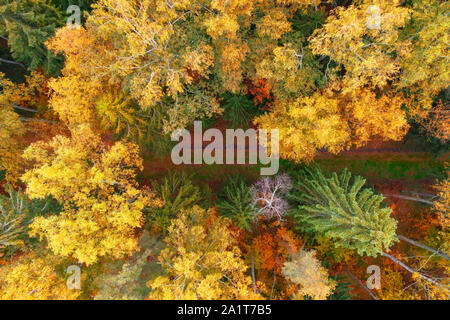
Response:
[[0, 106, 24, 183], [149, 170, 205, 233], [0, 0, 64, 75], [290, 167, 398, 257], [21, 124, 161, 265], [147, 206, 261, 300], [250, 221, 303, 299], [93, 249, 151, 300], [399, 0, 450, 108], [343, 89, 409, 148], [376, 267, 418, 300], [250, 173, 292, 221], [92, 232, 164, 300], [254, 91, 350, 162], [415, 100, 449, 144], [0, 185, 26, 254], [0, 252, 79, 300], [221, 93, 258, 128], [217, 176, 255, 232], [45, 0, 327, 134], [254, 43, 323, 100], [0, 71, 46, 183], [291, 167, 448, 290], [251, 221, 301, 274], [282, 249, 336, 300], [45, 25, 105, 126], [255, 86, 410, 162], [309, 0, 411, 92]]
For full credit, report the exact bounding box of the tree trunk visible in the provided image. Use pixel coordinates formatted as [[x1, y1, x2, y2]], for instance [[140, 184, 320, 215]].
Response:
[[345, 270, 378, 300], [385, 194, 436, 206], [250, 254, 257, 294], [13, 105, 38, 113], [0, 57, 25, 69], [382, 252, 445, 290], [270, 271, 276, 300], [397, 235, 450, 261]]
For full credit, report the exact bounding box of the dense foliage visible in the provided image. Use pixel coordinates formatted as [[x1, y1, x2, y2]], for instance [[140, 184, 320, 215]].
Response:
[[0, 0, 448, 301]]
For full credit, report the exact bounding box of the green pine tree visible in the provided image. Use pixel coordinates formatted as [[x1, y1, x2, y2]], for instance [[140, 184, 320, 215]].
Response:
[[0, 0, 63, 76], [148, 171, 207, 233], [217, 176, 255, 231], [290, 168, 398, 257]]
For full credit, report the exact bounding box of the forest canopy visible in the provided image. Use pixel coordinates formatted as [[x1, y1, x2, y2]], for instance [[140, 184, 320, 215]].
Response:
[[0, 0, 448, 301]]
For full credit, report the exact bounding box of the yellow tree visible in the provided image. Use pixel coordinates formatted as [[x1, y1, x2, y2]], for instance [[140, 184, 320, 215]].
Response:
[[0, 71, 49, 184], [0, 107, 24, 184], [344, 89, 409, 147], [0, 252, 79, 300], [46, 0, 324, 133], [147, 206, 262, 300], [254, 91, 350, 162], [377, 268, 418, 300], [45, 26, 108, 126], [46, 26, 147, 140], [282, 249, 336, 300], [255, 86, 410, 161], [399, 0, 450, 111], [255, 44, 322, 99], [21, 124, 161, 265], [309, 0, 411, 92]]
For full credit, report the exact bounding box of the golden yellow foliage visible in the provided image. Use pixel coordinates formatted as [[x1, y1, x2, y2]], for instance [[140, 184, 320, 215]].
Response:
[[257, 8, 291, 40], [44, 0, 329, 133], [218, 41, 249, 93], [147, 206, 262, 300], [309, 0, 411, 92], [255, 44, 320, 98], [345, 89, 409, 147], [255, 86, 410, 161], [46, 26, 105, 125], [0, 108, 24, 184], [254, 91, 350, 162], [377, 267, 418, 300], [21, 125, 161, 265], [399, 0, 450, 97], [0, 253, 79, 300], [282, 249, 336, 300], [0, 71, 47, 183]]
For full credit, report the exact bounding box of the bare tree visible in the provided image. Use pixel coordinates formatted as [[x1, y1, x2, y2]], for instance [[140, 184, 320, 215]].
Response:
[[250, 173, 292, 220]]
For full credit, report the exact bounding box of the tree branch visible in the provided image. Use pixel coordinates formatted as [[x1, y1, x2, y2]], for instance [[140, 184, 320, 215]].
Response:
[[382, 252, 446, 291], [250, 254, 257, 294], [0, 57, 25, 69], [345, 270, 378, 300], [385, 194, 438, 206], [397, 235, 450, 261], [13, 105, 38, 113]]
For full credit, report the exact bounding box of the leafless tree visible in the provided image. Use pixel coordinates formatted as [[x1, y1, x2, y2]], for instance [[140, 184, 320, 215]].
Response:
[[250, 173, 292, 220]]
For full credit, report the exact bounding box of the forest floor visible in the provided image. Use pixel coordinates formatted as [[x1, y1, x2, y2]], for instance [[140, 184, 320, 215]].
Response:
[[140, 134, 448, 192]]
